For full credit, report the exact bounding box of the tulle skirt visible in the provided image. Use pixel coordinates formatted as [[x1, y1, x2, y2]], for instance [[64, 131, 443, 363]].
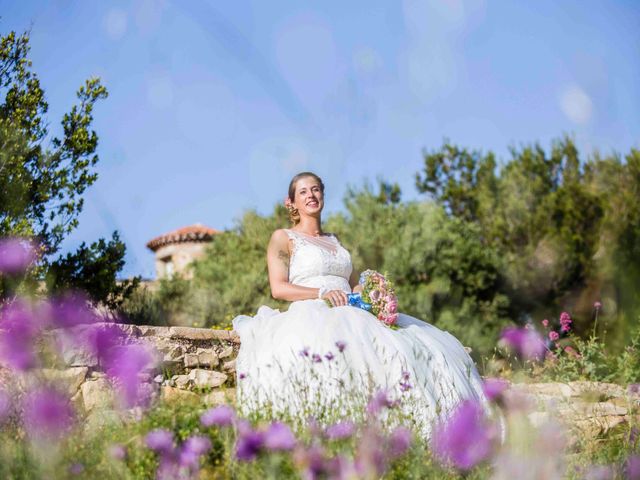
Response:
[[232, 299, 485, 436]]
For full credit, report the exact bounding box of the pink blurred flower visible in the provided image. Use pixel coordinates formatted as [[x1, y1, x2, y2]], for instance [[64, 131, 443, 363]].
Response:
[[264, 422, 296, 451], [178, 435, 211, 470], [432, 399, 496, 471], [369, 289, 381, 302], [549, 331, 560, 342], [201, 404, 235, 427], [0, 237, 37, 275], [0, 388, 11, 423], [325, 420, 356, 440], [335, 341, 347, 353], [500, 326, 546, 360], [146, 429, 175, 454], [49, 292, 98, 329], [541, 319, 549, 328], [106, 343, 155, 408], [626, 455, 640, 480], [109, 444, 127, 461], [366, 389, 397, 416], [235, 420, 265, 461], [482, 378, 509, 402], [0, 301, 41, 371], [594, 301, 602, 310], [23, 386, 74, 440], [387, 427, 412, 459]]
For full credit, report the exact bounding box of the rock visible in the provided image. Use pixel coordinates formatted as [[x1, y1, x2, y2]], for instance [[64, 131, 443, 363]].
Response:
[[40, 367, 88, 396], [169, 326, 240, 343], [204, 388, 236, 406], [173, 375, 191, 389], [81, 379, 114, 412], [219, 346, 234, 359], [184, 350, 219, 368], [222, 360, 236, 373], [154, 374, 164, 384], [188, 369, 228, 389], [162, 386, 199, 404]]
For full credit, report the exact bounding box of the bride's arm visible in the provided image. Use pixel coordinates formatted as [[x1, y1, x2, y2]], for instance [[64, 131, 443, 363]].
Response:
[[267, 230, 322, 302], [349, 270, 363, 294]]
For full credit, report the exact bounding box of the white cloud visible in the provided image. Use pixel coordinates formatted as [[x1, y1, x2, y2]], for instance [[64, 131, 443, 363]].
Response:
[[104, 8, 128, 40], [559, 85, 593, 125]]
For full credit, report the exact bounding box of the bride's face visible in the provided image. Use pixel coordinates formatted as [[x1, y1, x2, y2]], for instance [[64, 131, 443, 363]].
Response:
[[293, 176, 324, 217]]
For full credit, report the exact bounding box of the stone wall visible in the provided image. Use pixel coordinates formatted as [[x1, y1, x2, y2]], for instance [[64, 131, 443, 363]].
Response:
[[5, 324, 637, 439]]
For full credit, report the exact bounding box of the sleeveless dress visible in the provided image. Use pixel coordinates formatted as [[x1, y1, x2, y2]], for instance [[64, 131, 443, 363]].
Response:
[[232, 229, 486, 435]]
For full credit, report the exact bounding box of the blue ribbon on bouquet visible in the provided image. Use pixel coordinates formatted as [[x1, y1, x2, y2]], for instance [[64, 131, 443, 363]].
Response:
[[347, 293, 372, 312]]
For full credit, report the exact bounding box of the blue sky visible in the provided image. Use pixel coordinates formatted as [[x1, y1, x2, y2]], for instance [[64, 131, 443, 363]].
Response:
[[1, 0, 638, 278]]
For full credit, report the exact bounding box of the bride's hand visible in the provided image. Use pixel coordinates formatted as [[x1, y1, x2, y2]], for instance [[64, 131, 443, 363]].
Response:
[[322, 289, 348, 307], [352, 284, 363, 294]]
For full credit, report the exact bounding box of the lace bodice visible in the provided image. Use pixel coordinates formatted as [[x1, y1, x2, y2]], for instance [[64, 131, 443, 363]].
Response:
[[284, 229, 353, 293]]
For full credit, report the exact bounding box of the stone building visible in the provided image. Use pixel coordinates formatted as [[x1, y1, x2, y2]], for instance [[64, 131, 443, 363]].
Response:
[[146, 224, 220, 279]]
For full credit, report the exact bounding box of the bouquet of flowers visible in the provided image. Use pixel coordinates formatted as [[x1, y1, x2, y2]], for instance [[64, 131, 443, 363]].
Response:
[[347, 270, 399, 328]]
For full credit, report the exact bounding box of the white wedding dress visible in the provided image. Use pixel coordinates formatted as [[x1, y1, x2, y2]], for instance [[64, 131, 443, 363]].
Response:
[[232, 229, 485, 435]]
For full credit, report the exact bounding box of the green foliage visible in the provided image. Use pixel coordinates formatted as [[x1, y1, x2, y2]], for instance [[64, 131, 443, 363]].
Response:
[[416, 136, 640, 338], [535, 325, 640, 384], [0, 29, 136, 306], [47, 231, 139, 309]]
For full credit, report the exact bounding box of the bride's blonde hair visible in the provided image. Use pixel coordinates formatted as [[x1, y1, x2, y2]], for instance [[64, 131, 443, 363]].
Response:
[[286, 172, 325, 226]]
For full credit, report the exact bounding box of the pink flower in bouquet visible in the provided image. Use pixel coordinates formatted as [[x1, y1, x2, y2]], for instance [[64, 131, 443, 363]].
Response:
[[369, 289, 381, 302], [385, 313, 398, 326], [548, 331, 560, 342]]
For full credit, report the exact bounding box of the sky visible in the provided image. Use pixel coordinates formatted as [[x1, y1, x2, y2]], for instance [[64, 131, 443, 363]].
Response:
[[1, 0, 639, 278]]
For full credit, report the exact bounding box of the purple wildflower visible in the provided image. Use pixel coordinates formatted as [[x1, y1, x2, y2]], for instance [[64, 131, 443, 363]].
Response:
[[294, 444, 331, 479], [325, 420, 356, 440], [311, 353, 322, 363], [85, 323, 126, 366], [401, 370, 410, 381], [49, 292, 98, 329], [324, 351, 335, 361], [355, 427, 387, 478], [106, 343, 155, 408], [0, 300, 41, 371], [367, 389, 397, 416], [238, 372, 247, 380], [179, 435, 212, 469], [201, 404, 235, 427], [146, 429, 175, 454], [23, 387, 74, 440], [264, 421, 296, 451], [500, 326, 546, 360], [335, 341, 347, 353], [594, 301, 602, 310], [109, 444, 127, 461], [387, 427, 412, 459], [0, 388, 12, 423], [235, 421, 265, 461], [299, 347, 310, 358], [626, 455, 640, 480], [69, 463, 84, 475], [432, 399, 495, 471], [399, 381, 412, 392], [482, 378, 509, 402], [0, 237, 37, 275]]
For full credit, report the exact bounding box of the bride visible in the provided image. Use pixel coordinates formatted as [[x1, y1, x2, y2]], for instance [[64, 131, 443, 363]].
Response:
[[232, 172, 485, 435]]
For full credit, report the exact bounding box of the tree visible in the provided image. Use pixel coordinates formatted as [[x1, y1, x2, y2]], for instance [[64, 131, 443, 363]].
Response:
[[0, 30, 135, 306]]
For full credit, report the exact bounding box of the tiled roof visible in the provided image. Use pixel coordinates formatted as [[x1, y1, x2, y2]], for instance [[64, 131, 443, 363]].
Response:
[[146, 224, 221, 251]]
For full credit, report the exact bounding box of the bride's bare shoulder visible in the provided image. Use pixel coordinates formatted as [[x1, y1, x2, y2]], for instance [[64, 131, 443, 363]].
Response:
[[269, 229, 290, 246]]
